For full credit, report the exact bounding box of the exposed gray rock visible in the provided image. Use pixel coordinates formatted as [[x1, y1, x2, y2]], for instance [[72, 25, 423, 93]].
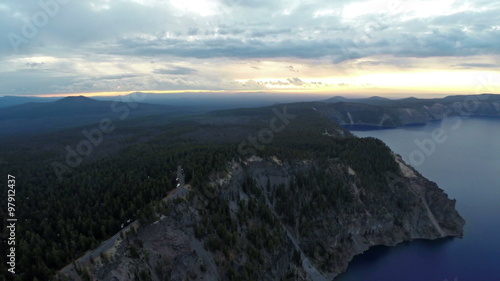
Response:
[[59, 155, 464, 281]]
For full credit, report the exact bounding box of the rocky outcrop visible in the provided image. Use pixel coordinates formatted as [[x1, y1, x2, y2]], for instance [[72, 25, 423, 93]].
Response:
[[318, 95, 500, 128], [60, 154, 464, 281]]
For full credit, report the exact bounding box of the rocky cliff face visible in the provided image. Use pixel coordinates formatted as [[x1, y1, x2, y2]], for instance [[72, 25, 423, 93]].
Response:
[[60, 154, 464, 281], [318, 96, 500, 128]]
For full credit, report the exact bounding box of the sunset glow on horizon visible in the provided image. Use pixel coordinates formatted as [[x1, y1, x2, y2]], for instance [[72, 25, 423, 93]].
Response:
[[1, 0, 499, 98], [30, 68, 500, 99]]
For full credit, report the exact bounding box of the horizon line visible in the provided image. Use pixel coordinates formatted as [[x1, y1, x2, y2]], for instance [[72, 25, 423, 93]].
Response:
[[2, 90, 498, 99]]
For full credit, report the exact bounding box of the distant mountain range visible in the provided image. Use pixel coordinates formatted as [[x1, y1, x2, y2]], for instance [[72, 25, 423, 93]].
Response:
[[0, 96, 179, 119], [1, 92, 326, 110], [0, 95, 58, 108], [0, 96, 194, 136], [319, 94, 500, 128], [323, 95, 393, 106], [1, 94, 499, 136]]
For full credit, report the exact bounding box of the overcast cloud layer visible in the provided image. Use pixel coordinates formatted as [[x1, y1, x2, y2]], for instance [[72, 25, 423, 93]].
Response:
[[1, 0, 500, 96]]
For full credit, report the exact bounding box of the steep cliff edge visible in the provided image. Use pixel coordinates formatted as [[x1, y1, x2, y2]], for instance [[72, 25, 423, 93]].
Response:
[[60, 153, 464, 281], [54, 102, 466, 281]]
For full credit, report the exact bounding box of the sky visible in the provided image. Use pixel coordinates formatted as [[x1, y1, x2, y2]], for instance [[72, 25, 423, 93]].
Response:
[[1, 0, 500, 98]]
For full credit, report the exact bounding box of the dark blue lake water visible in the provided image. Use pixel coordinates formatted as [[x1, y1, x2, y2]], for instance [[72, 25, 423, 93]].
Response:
[[336, 117, 500, 281]]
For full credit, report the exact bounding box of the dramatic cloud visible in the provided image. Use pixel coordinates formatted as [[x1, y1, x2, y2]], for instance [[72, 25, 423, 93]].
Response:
[[1, 0, 499, 96]]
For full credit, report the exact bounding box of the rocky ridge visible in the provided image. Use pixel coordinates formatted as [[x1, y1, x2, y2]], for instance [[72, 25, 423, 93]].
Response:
[[60, 154, 465, 281], [319, 94, 500, 128]]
